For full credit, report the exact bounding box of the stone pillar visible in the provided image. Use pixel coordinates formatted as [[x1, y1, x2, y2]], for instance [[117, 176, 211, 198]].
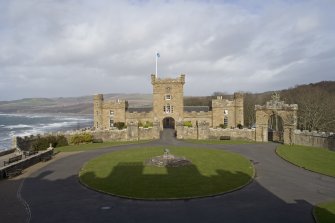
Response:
[[127, 122, 139, 141], [198, 121, 209, 140], [152, 121, 160, 139], [175, 121, 184, 139], [283, 125, 295, 145], [255, 124, 268, 142]]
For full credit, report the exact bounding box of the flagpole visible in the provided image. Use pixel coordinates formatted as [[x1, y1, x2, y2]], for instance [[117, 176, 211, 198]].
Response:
[[155, 52, 158, 78]]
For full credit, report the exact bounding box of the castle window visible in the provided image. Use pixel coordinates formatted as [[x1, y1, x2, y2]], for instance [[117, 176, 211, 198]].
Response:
[[163, 104, 174, 114], [224, 110, 228, 115], [224, 116, 228, 126], [96, 122, 99, 128], [110, 119, 114, 127], [96, 111, 99, 115], [110, 110, 114, 116], [165, 95, 171, 100]]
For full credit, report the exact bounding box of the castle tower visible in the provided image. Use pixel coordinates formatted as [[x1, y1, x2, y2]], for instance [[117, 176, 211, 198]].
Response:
[[107, 99, 127, 127], [151, 74, 185, 129], [93, 94, 103, 129], [234, 92, 244, 127]]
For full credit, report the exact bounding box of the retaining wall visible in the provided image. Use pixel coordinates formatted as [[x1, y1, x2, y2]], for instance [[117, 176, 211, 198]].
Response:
[[209, 128, 256, 141], [294, 130, 335, 151], [0, 148, 54, 180]]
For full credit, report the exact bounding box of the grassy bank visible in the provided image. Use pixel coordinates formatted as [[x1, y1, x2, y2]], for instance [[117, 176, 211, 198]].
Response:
[[314, 200, 335, 223], [79, 146, 254, 199], [276, 145, 335, 177]]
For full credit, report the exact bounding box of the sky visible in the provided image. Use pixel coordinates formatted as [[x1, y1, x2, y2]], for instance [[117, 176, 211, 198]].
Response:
[[0, 0, 334, 100]]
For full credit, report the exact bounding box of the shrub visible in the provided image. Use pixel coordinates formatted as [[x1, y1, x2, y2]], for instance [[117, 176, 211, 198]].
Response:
[[183, 121, 193, 127], [219, 124, 227, 129], [70, 133, 93, 145], [32, 136, 50, 151], [139, 121, 153, 128], [56, 135, 69, 147], [143, 121, 153, 128], [31, 135, 68, 151], [237, 124, 243, 129], [114, 122, 126, 130]]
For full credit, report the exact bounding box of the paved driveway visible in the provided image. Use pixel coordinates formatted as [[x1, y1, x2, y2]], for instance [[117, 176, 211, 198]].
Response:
[[1, 130, 335, 223]]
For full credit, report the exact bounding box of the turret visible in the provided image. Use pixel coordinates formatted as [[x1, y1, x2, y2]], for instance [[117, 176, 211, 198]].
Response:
[[234, 92, 244, 127], [93, 94, 103, 129]]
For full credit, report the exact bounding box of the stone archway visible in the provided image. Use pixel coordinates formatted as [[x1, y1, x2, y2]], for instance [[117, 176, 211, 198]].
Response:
[[163, 117, 175, 129], [268, 113, 284, 143], [255, 93, 298, 144]]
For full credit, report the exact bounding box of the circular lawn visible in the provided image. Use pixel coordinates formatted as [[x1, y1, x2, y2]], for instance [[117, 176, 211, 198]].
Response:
[[79, 146, 254, 199]]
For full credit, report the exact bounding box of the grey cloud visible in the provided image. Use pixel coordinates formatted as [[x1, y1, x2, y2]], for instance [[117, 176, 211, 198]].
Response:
[[0, 0, 334, 100]]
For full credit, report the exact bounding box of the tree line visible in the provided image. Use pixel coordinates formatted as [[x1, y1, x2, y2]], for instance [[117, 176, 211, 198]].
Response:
[[185, 81, 335, 132]]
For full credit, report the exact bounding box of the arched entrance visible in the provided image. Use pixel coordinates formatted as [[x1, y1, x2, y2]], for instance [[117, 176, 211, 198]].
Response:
[[255, 93, 298, 144], [163, 117, 175, 129], [268, 113, 284, 143]]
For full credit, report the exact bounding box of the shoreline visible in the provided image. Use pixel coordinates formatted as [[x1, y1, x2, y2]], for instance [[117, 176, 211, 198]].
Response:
[[0, 113, 93, 152]]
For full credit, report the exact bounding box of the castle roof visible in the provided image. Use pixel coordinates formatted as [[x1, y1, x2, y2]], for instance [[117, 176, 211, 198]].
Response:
[[184, 106, 209, 112], [128, 107, 153, 113]]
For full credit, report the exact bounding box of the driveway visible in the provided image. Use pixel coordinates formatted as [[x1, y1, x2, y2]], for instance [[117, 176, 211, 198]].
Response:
[[1, 130, 335, 223]]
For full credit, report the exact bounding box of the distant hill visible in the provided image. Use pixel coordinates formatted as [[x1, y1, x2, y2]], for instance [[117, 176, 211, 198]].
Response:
[[0, 94, 152, 114]]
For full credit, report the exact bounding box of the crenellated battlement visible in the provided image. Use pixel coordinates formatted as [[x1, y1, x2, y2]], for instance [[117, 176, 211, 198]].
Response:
[[151, 74, 185, 84]]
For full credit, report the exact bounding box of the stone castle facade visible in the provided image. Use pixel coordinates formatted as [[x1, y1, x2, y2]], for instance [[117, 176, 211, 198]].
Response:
[[93, 74, 244, 130]]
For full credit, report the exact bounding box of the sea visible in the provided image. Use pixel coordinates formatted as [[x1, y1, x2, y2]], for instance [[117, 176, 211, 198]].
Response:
[[0, 113, 93, 151]]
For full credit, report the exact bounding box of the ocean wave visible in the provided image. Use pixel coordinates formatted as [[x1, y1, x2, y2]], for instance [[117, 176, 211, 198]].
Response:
[[4, 124, 32, 129], [54, 117, 92, 122], [0, 113, 49, 119], [38, 122, 75, 129], [0, 137, 12, 141]]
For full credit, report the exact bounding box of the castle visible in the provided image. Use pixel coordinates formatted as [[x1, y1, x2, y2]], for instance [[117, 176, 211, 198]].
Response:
[[93, 74, 244, 130]]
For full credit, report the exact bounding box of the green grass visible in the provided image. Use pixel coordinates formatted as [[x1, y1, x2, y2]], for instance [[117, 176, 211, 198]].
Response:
[[79, 146, 254, 199], [314, 200, 335, 223], [276, 145, 335, 177], [185, 139, 256, 145], [55, 140, 149, 152]]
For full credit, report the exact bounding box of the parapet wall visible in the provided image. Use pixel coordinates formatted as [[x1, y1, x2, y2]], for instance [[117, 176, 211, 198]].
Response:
[[176, 121, 255, 141], [14, 122, 161, 150], [294, 130, 335, 151], [209, 128, 256, 141]]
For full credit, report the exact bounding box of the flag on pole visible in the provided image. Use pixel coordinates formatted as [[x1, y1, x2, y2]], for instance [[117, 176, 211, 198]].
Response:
[[155, 52, 160, 77]]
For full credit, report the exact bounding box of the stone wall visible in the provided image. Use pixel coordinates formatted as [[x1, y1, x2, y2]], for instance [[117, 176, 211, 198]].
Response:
[[294, 130, 335, 151], [183, 111, 212, 127], [91, 129, 128, 141], [209, 128, 256, 141], [14, 121, 161, 150], [126, 111, 154, 124], [0, 148, 54, 180], [176, 121, 254, 141], [176, 125, 197, 139]]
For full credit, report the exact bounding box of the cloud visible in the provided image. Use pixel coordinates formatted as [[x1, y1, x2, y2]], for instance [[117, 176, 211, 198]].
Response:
[[0, 0, 334, 100]]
